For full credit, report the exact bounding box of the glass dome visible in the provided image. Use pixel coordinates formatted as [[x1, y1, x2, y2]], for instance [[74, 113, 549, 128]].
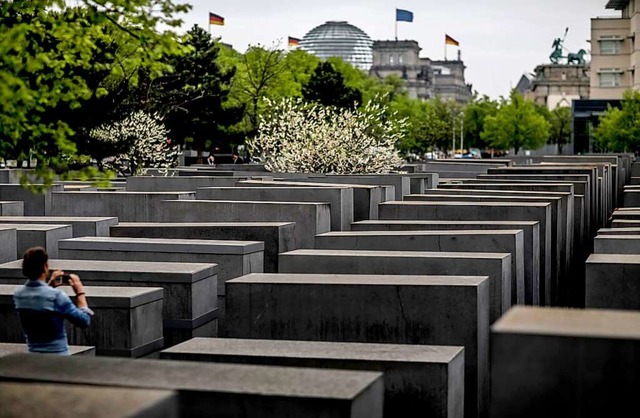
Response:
[[300, 21, 373, 71]]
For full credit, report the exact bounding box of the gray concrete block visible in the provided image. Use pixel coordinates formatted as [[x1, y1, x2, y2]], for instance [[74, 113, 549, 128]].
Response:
[[270, 173, 408, 201], [58, 236, 263, 297], [196, 187, 354, 231], [279, 248, 509, 324], [238, 179, 384, 222], [0, 224, 73, 259], [0, 184, 63, 215], [51, 191, 195, 222], [161, 337, 464, 418], [0, 201, 23, 216], [127, 176, 244, 192], [0, 343, 95, 357], [378, 201, 553, 306], [226, 273, 489, 418], [0, 228, 17, 264], [157, 200, 331, 249], [405, 193, 570, 305], [0, 259, 217, 346], [0, 285, 164, 357], [316, 229, 525, 306], [612, 219, 640, 228], [598, 227, 640, 235], [585, 254, 640, 310], [0, 354, 384, 418], [593, 235, 640, 253], [0, 383, 179, 418], [491, 306, 640, 418], [351, 220, 541, 305], [0, 216, 117, 237], [110, 222, 296, 273]]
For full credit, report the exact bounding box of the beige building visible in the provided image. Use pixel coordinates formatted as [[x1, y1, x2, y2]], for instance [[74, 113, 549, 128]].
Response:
[[590, 0, 639, 99]]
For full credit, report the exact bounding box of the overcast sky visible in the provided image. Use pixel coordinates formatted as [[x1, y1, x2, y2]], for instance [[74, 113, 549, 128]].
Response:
[[176, 0, 618, 98]]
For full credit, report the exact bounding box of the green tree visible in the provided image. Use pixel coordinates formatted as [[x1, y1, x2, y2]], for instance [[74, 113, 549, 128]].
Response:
[[142, 25, 244, 158], [230, 44, 288, 134], [391, 95, 447, 154], [463, 95, 499, 150], [303, 61, 362, 109], [547, 106, 573, 153], [0, 0, 189, 187], [593, 90, 640, 152], [481, 91, 551, 155]]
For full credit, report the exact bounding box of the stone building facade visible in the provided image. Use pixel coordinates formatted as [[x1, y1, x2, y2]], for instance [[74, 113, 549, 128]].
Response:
[[370, 40, 473, 103], [528, 64, 591, 109]]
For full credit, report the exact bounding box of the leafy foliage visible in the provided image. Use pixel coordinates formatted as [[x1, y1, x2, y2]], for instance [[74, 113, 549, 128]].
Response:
[[302, 61, 362, 109], [464, 95, 499, 150], [0, 0, 190, 187], [593, 90, 640, 152], [547, 106, 573, 152], [89, 111, 180, 176], [137, 25, 244, 157], [481, 91, 551, 155], [247, 98, 406, 174]]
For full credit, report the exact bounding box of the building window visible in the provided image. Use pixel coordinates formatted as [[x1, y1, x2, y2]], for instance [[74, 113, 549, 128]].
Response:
[[389, 55, 394, 65], [398, 55, 403, 64], [599, 40, 622, 55], [599, 72, 622, 87]]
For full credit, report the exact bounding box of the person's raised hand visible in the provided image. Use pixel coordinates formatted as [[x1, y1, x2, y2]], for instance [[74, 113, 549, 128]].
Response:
[[47, 270, 64, 288], [68, 274, 85, 295]]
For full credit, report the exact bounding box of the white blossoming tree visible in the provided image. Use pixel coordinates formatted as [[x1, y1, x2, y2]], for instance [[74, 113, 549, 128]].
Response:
[[89, 111, 181, 176], [247, 98, 406, 174]]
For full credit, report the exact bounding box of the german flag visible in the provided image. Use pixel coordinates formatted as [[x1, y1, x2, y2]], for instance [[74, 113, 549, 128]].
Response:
[[445, 34, 459, 46], [288, 36, 301, 47], [209, 13, 224, 26]]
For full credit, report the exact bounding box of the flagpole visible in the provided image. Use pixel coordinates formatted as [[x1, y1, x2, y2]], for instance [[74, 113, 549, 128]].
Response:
[[395, 20, 398, 41], [444, 38, 447, 61]]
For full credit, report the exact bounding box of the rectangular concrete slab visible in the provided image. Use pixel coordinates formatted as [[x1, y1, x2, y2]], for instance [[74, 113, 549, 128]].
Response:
[[585, 254, 640, 310], [58, 236, 263, 296], [0, 259, 218, 346], [316, 229, 525, 306], [0, 216, 118, 237], [0, 223, 73, 258], [0, 228, 17, 264], [0, 343, 95, 357], [279, 248, 510, 323], [351, 220, 541, 305], [378, 201, 553, 306], [0, 383, 179, 418], [0, 201, 23, 216], [593, 235, 640, 253], [491, 306, 640, 418], [238, 179, 384, 222], [0, 285, 164, 357], [0, 184, 63, 215], [226, 273, 489, 418], [196, 186, 354, 231], [51, 191, 195, 222], [157, 200, 331, 248], [161, 337, 464, 418], [404, 193, 569, 304], [0, 354, 384, 418], [110, 222, 296, 273]]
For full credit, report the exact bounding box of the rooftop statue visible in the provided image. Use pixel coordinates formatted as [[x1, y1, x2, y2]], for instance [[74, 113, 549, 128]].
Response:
[[549, 28, 588, 65]]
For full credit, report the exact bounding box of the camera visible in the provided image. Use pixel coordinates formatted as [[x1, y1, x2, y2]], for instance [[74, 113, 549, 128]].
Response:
[[57, 274, 72, 285]]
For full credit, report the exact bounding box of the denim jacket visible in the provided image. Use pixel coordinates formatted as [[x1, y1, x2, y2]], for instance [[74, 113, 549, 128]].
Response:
[[13, 280, 93, 354]]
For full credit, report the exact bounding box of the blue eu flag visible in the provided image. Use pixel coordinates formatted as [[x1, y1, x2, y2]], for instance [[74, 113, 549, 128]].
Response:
[[396, 8, 413, 22]]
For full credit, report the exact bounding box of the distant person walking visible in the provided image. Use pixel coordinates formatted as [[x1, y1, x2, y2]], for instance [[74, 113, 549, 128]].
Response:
[[13, 247, 93, 355]]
